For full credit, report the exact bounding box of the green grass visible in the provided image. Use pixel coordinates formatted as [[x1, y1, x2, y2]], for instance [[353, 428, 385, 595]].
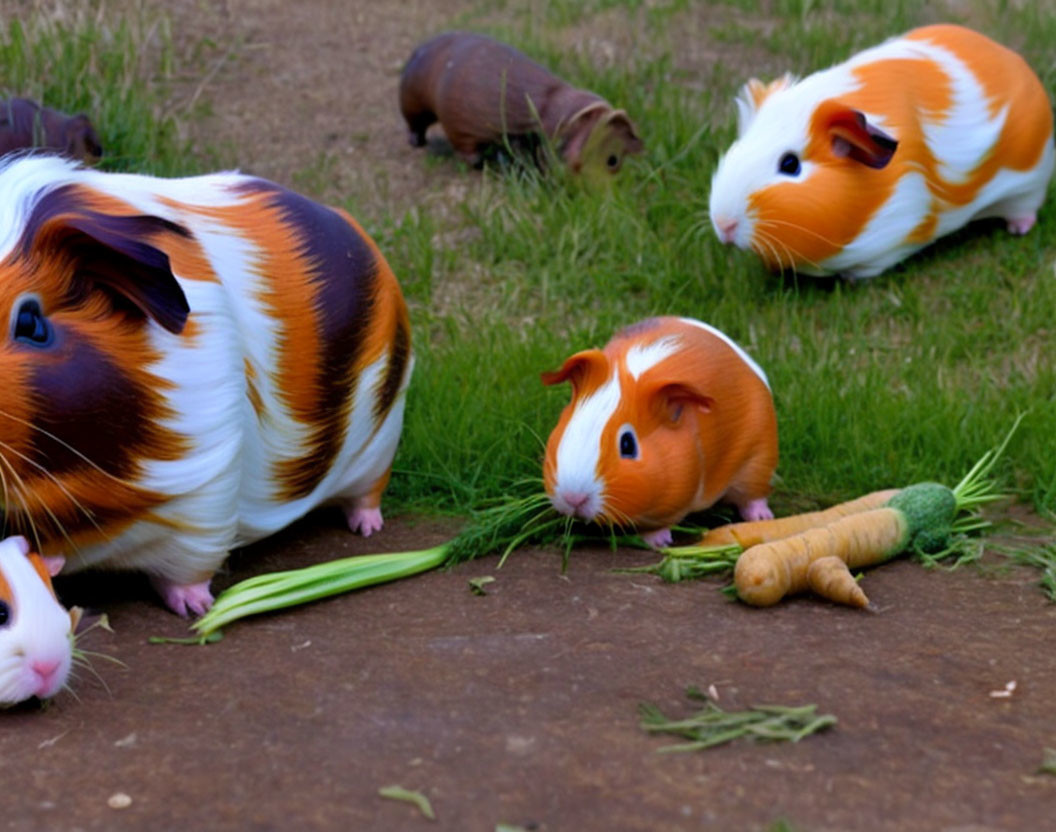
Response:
[[3, 1, 1053, 528], [0, 6, 195, 175], [373, 0, 1056, 520]]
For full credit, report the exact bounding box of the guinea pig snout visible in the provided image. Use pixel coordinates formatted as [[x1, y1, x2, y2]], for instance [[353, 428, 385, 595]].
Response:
[[30, 656, 66, 697], [713, 214, 740, 245], [549, 487, 603, 521]]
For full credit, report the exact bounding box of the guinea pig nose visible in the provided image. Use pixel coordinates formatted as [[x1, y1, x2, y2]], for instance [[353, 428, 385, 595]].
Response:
[[31, 659, 61, 680], [562, 491, 590, 511], [714, 216, 739, 243]]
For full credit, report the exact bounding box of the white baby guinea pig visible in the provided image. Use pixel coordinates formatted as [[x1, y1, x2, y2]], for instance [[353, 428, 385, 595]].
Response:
[[0, 536, 73, 706], [709, 24, 1055, 278], [542, 317, 778, 548]]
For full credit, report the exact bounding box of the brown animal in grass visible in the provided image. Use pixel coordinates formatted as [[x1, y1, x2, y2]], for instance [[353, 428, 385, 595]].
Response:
[[399, 31, 643, 175], [0, 98, 103, 163]]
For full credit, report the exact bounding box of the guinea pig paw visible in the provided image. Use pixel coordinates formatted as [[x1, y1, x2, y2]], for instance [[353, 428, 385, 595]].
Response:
[[345, 506, 384, 537], [641, 528, 674, 549], [739, 499, 775, 522], [150, 577, 215, 618], [1006, 215, 1036, 235]]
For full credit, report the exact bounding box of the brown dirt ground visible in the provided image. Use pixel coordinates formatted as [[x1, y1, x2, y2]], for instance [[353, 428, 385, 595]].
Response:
[[1, 1, 1055, 830]]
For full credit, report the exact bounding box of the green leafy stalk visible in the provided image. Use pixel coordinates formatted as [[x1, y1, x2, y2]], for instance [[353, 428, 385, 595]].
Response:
[[191, 485, 567, 639], [639, 686, 836, 752], [193, 546, 449, 638], [616, 542, 741, 582]]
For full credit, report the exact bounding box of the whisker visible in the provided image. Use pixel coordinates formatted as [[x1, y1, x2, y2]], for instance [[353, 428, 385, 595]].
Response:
[[0, 456, 44, 554], [0, 438, 105, 537], [0, 407, 136, 490], [752, 231, 785, 272], [755, 227, 823, 273], [752, 229, 788, 272], [69, 653, 115, 696], [0, 443, 93, 557], [756, 216, 843, 250]]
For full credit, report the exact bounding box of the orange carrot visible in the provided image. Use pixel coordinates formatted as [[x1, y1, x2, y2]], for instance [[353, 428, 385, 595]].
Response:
[[806, 556, 868, 609], [734, 507, 909, 607], [699, 488, 901, 548]]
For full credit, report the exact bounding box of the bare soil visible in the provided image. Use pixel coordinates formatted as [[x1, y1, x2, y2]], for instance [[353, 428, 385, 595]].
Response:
[[1, 1, 1055, 830]]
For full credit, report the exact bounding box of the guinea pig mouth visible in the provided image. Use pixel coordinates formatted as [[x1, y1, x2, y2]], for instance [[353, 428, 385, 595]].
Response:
[[549, 489, 604, 522]]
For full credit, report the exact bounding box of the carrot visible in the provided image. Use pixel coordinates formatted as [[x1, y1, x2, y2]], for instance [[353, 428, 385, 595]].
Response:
[[806, 556, 868, 609], [697, 488, 900, 548], [735, 507, 908, 606]]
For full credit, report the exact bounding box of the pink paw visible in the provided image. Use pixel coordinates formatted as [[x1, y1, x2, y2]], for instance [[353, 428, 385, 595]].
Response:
[[1007, 215, 1036, 235], [346, 506, 384, 537], [641, 527, 674, 549], [739, 498, 774, 522], [150, 577, 214, 618]]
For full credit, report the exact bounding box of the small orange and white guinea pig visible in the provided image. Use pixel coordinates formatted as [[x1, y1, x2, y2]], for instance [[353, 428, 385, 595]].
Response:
[[709, 24, 1055, 279], [0, 536, 74, 706], [0, 154, 413, 617], [542, 317, 778, 548]]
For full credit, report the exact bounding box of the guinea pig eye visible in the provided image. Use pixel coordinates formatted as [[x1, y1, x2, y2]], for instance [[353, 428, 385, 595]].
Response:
[[618, 428, 638, 460], [12, 299, 53, 347], [778, 152, 801, 176], [606, 154, 620, 170], [0, 600, 9, 627]]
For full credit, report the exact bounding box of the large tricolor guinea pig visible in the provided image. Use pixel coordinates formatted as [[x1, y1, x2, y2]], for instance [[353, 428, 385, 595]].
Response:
[[0, 535, 74, 706], [709, 24, 1055, 279], [0, 155, 413, 617], [542, 317, 778, 548]]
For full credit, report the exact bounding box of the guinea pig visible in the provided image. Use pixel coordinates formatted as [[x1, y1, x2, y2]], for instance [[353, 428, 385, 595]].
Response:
[[399, 31, 643, 175], [541, 317, 778, 548], [0, 154, 413, 617], [0, 97, 103, 163], [709, 24, 1055, 279], [0, 535, 74, 706]]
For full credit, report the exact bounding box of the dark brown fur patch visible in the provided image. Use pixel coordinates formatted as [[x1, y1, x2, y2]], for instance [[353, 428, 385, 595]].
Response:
[[372, 315, 411, 426]]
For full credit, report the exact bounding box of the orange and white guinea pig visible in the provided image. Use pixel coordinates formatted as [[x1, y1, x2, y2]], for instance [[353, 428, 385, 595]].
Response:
[[0, 154, 413, 616], [709, 24, 1055, 279], [0, 535, 74, 706], [541, 317, 778, 548]]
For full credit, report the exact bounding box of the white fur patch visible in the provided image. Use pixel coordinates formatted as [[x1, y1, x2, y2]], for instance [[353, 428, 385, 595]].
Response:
[[678, 318, 770, 390], [551, 369, 621, 517], [625, 335, 682, 380]]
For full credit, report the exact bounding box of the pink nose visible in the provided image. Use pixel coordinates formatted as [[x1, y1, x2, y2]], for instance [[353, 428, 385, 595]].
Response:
[[32, 659, 61, 681], [561, 492, 590, 513], [715, 216, 738, 243]]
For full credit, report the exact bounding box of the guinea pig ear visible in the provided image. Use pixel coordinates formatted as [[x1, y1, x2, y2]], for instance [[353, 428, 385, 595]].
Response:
[[820, 104, 898, 169], [62, 114, 103, 162], [540, 348, 609, 394], [26, 552, 57, 592], [653, 382, 714, 424], [736, 74, 795, 135], [38, 212, 190, 334]]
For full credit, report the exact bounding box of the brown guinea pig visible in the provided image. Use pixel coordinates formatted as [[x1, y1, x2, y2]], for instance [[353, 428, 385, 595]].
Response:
[[542, 317, 778, 548], [0, 97, 103, 163], [399, 31, 643, 174]]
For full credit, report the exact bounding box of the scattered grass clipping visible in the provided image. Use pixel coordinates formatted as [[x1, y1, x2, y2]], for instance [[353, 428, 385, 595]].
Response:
[[378, 785, 436, 821], [640, 686, 836, 752]]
